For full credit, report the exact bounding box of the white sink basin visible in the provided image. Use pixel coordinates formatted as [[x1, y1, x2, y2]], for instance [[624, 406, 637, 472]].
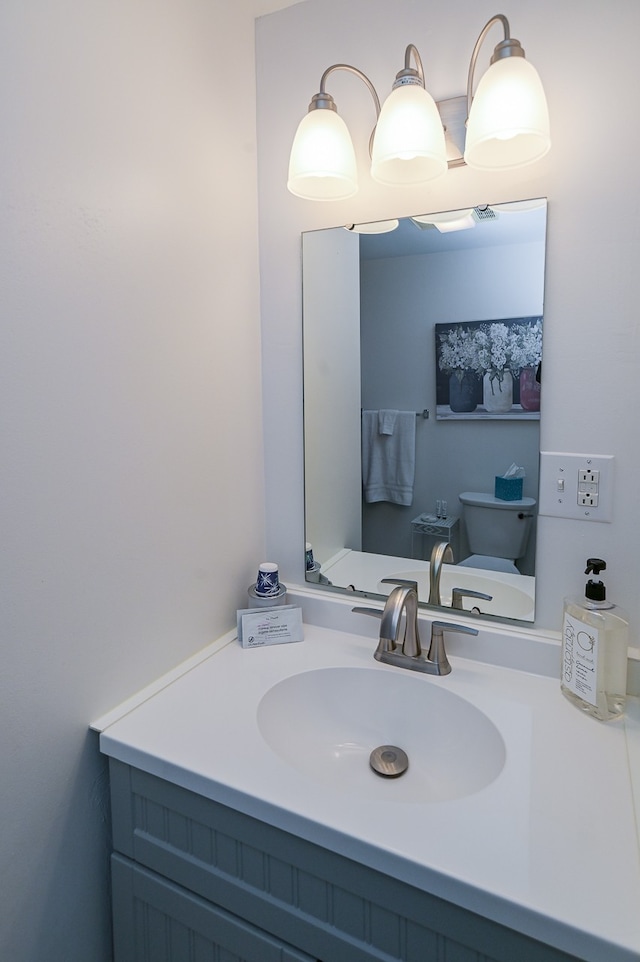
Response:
[[257, 666, 506, 803], [379, 568, 534, 619]]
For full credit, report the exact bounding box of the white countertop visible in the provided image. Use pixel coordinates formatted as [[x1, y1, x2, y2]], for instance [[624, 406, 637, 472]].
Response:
[[97, 600, 640, 962]]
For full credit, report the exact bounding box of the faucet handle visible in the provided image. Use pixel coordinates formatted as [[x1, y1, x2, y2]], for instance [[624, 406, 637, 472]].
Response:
[[351, 606, 383, 619], [451, 588, 493, 611], [431, 620, 479, 636], [380, 577, 418, 592], [427, 620, 479, 675]]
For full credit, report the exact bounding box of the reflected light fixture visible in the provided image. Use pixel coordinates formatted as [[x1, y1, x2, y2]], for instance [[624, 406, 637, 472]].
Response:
[[287, 14, 550, 201], [412, 209, 476, 233], [434, 214, 476, 233], [345, 219, 399, 234]]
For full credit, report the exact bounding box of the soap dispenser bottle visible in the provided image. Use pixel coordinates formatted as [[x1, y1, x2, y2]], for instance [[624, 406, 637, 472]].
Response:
[[561, 559, 629, 720]]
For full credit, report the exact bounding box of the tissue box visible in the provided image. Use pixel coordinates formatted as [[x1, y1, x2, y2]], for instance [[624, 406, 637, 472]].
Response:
[[495, 476, 523, 501]]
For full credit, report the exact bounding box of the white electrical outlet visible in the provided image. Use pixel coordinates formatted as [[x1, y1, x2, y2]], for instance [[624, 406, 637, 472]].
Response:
[[577, 469, 599, 506], [539, 453, 614, 522]]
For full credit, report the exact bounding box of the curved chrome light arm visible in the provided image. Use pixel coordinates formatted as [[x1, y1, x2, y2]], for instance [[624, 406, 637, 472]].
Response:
[[393, 43, 425, 87], [306, 63, 381, 157], [466, 14, 525, 116], [311, 63, 381, 119]]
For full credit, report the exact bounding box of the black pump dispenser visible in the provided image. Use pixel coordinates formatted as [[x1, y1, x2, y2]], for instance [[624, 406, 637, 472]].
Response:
[[584, 558, 606, 603]]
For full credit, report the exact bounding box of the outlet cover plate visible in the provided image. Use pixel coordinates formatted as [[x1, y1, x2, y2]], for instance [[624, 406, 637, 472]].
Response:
[[539, 452, 614, 522]]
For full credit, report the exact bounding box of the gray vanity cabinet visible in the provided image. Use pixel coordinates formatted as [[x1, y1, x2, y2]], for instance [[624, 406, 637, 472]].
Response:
[[108, 759, 582, 962]]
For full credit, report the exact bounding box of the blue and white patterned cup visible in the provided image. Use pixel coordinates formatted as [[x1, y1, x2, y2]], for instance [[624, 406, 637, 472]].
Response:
[[255, 562, 280, 596], [305, 543, 315, 571]]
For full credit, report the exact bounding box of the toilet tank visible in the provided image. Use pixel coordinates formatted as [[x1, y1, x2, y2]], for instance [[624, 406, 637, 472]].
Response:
[[458, 491, 537, 559]]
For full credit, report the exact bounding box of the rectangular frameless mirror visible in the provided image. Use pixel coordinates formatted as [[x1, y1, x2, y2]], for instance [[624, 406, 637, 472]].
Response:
[[302, 199, 547, 623]]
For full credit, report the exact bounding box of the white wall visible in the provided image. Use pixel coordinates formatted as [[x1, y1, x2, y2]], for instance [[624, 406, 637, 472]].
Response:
[[257, 0, 640, 632], [0, 1, 271, 958], [302, 228, 362, 563]]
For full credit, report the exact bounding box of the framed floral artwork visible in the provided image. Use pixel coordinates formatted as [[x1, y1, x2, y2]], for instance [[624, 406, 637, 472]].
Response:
[[435, 316, 542, 420]]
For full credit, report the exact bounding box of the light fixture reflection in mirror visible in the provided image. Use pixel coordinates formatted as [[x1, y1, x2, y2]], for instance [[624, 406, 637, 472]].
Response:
[[302, 199, 547, 624], [346, 220, 399, 234], [412, 210, 476, 233]]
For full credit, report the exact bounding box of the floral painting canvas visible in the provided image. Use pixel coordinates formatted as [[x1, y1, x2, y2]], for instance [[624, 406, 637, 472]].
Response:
[[435, 316, 543, 420]]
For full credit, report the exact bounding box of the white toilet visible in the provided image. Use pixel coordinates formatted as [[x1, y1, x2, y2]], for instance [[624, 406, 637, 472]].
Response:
[[458, 491, 536, 574]]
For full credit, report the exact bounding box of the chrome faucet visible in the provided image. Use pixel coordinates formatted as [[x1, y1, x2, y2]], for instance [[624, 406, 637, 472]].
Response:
[[428, 540, 454, 605], [376, 578, 421, 658], [352, 578, 477, 675], [427, 539, 493, 613]]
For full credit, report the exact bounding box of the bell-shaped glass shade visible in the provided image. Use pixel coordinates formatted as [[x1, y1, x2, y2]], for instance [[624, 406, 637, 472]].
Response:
[[464, 56, 550, 170], [371, 83, 447, 186], [287, 108, 358, 201]]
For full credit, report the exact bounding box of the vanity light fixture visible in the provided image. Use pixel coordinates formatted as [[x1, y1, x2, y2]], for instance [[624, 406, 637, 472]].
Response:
[[287, 14, 550, 200]]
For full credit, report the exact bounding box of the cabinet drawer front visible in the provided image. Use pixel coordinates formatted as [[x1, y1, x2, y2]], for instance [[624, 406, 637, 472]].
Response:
[[112, 855, 315, 962]]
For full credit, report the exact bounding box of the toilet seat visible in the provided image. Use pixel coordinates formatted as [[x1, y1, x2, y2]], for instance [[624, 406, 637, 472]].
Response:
[[458, 554, 520, 575]]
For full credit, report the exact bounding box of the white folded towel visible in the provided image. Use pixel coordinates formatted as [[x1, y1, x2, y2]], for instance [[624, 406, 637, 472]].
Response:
[[378, 409, 398, 435], [362, 410, 416, 505]]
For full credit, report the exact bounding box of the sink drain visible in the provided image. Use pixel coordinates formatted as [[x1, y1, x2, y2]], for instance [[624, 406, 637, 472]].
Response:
[[369, 745, 409, 778]]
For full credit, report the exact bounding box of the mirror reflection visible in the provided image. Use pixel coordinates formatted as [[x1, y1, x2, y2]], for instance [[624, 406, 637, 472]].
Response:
[[303, 199, 547, 622]]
